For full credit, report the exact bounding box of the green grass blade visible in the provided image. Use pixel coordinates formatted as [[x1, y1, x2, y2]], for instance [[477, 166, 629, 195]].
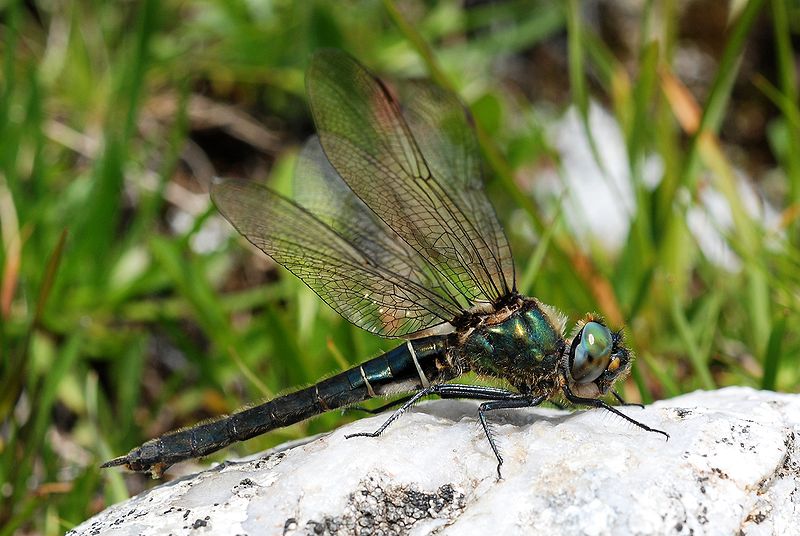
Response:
[[670, 292, 715, 390], [761, 313, 786, 391], [657, 0, 766, 225], [770, 0, 800, 203]]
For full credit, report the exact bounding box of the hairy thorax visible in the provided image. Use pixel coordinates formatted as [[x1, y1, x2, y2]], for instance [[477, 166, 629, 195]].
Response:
[[454, 298, 567, 396]]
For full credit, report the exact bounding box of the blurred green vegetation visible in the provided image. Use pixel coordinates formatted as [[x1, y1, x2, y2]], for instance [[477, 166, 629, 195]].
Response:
[[1, 0, 798, 533]]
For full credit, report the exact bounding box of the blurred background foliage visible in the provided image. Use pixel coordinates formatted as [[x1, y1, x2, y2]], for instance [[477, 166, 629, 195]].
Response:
[[0, 0, 798, 533]]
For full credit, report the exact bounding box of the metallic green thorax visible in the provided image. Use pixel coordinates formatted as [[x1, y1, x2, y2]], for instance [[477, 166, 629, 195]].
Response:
[[457, 298, 566, 395]]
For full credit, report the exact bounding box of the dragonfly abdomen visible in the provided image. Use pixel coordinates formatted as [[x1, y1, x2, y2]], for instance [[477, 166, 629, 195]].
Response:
[[101, 334, 454, 477]]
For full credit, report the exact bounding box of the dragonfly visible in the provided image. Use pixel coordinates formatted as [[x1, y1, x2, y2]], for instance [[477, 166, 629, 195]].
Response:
[[102, 49, 668, 479]]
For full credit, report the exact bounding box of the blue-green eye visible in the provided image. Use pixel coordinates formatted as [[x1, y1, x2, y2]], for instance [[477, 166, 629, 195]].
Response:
[[570, 321, 613, 383]]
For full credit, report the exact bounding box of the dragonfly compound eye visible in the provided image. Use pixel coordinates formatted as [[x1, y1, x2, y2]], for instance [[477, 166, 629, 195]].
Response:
[[570, 321, 613, 384]]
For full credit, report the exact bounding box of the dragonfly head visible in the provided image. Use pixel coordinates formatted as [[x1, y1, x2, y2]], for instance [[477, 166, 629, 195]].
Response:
[[565, 317, 631, 398]]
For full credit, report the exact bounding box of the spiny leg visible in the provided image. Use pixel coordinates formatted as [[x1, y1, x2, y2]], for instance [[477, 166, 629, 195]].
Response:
[[432, 384, 519, 400], [476, 395, 547, 480], [612, 389, 644, 409], [431, 384, 518, 400], [431, 383, 534, 479], [344, 383, 547, 479], [563, 384, 669, 440], [344, 384, 518, 439], [345, 395, 415, 415], [344, 387, 434, 439]]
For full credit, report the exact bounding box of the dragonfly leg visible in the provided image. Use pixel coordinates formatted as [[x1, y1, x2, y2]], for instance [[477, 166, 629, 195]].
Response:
[[345, 383, 520, 439], [430, 384, 547, 479], [611, 389, 644, 409], [476, 395, 547, 480], [562, 384, 669, 440], [344, 395, 415, 415], [345, 383, 546, 479], [431, 384, 518, 400], [344, 388, 433, 439], [345, 384, 517, 438]]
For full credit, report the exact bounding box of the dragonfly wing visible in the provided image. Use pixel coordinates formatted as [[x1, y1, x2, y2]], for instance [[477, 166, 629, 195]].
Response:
[[294, 137, 462, 309], [211, 178, 460, 337], [400, 80, 515, 291], [307, 49, 514, 309]]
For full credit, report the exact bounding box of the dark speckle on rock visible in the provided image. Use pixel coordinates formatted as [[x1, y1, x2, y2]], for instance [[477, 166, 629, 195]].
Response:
[[192, 517, 208, 529], [746, 511, 766, 524], [284, 517, 298, 534], [300, 475, 465, 536], [711, 467, 729, 479], [697, 506, 708, 525]]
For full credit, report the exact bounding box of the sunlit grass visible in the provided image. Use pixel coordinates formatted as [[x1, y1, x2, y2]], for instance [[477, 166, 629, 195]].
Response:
[[1, 1, 798, 534]]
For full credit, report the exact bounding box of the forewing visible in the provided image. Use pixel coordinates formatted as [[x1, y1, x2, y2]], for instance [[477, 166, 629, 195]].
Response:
[[400, 80, 515, 291], [307, 49, 514, 309], [293, 137, 441, 293], [211, 178, 459, 337]]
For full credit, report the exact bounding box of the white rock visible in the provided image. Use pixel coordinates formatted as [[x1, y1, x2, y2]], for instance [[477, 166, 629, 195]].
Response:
[[71, 387, 800, 536]]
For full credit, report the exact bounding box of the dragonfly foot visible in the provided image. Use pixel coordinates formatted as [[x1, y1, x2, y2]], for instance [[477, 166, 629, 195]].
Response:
[[632, 414, 669, 441], [344, 431, 381, 439], [623, 415, 669, 441], [653, 428, 670, 441]]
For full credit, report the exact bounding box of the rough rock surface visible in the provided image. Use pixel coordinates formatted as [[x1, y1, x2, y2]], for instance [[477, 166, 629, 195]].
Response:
[[71, 387, 799, 535]]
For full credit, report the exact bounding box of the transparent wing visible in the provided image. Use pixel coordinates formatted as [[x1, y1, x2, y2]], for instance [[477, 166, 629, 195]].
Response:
[[294, 137, 464, 311], [211, 177, 461, 338], [400, 80, 515, 291], [307, 49, 514, 309]]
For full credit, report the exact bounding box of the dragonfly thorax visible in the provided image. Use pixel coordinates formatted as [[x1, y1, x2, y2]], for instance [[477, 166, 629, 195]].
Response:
[[457, 298, 567, 396]]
